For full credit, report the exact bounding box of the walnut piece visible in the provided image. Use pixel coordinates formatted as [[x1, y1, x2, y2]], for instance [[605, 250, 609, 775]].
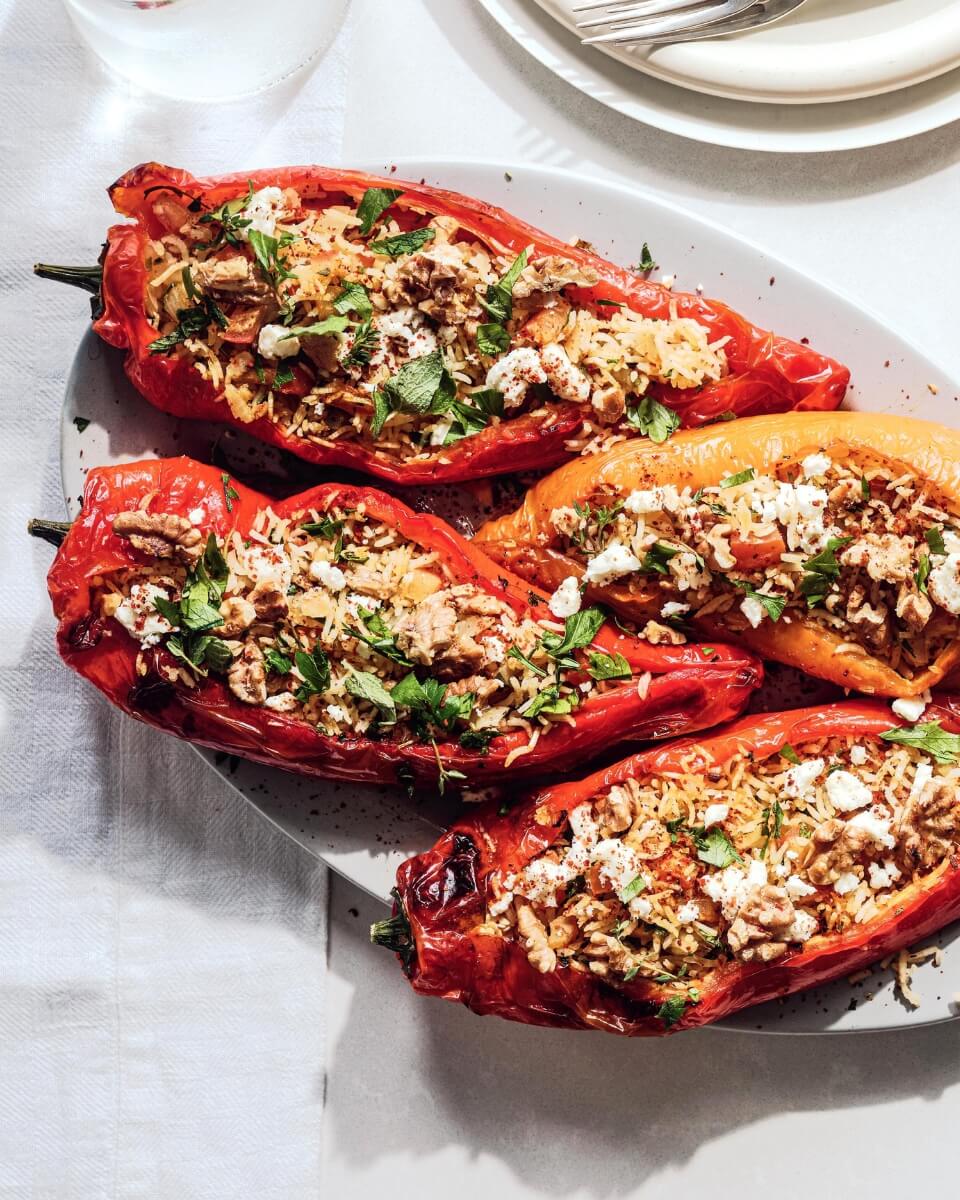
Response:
[[113, 511, 202, 563], [227, 642, 267, 706], [516, 903, 557, 973], [899, 778, 960, 872]]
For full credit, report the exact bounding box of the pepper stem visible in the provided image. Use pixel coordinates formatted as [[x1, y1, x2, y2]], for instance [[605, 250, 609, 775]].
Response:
[[34, 263, 104, 320], [33, 263, 103, 294], [370, 889, 415, 973], [27, 519, 72, 548]]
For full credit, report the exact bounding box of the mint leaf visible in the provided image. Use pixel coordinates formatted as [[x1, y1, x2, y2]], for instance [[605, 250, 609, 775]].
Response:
[[926, 527, 947, 555], [345, 670, 396, 722], [371, 390, 391, 438], [368, 227, 435, 257], [916, 553, 931, 594], [333, 281, 373, 320], [476, 322, 510, 356], [800, 536, 853, 608], [541, 606, 605, 662], [692, 827, 743, 868], [656, 996, 688, 1028], [506, 645, 547, 678], [281, 315, 349, 340], [357, 187, 402, 236], [719, 467, 756, 489], [880, 720, 960, 764], [294, 646, 331, 701], [624, 396, 680, 443], [640, 542, 679, 575], [780, 743, 801, 765], [248, 228, 295, 287], [733, 580, 786, 622], [264, 646, 293, 675], [519, 686, 576, 720], [347, 607, 412, 667], [587, 652, 631, 681], [619, 874, 646, 902], [481, 248, 527, 324]]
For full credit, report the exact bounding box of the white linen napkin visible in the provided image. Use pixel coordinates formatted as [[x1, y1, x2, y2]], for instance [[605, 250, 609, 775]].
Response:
[[0, 0, 354, 1192]]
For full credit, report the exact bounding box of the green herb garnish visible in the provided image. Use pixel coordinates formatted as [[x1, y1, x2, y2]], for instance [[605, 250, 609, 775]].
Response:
[[587, 652, 632, 681], [345, 670, 396, 721], [368, 227, 436, 257], [799, 536, 853, 608], [719, 467, 756, 489], [624, 396, 680, 444], [356, 187, 402, 236], [879, 720, 960, 764], [732, 580, 786, 622], [294, 645, 331, 702]]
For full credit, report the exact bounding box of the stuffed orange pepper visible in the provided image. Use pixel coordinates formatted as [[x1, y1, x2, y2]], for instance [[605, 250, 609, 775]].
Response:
[[475, 411, 960, 699]]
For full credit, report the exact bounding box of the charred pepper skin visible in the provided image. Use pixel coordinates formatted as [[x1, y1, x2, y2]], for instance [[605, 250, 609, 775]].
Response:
[[476, 411, 960, 699], [81, 162, 849, 485], [42, 457, 762, 789], [382, 699, 960, 1035]]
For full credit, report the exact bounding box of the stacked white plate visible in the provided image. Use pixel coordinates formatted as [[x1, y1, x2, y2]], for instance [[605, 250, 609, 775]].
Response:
[[479, 0, 960, 151]]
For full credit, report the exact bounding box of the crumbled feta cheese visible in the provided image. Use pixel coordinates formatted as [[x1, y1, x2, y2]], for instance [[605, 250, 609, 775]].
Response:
[[868, 859, 902, 890], [849, 745, 868, 766], [701, 860, 766, 921], [753, 481, 832, 554], [942, 531, 960, 556], [702, 803, 729, 828], [188, 507, 204, 525], [834, 872, 861, 896], [739, 594, 768, 629], [549, 576, 582, 619], [258, 323, 300, 361], [541, 342, 591, 403], [801, 452, 832, 478], [624, 486, 681, 515], [114, 582, 175, 648], [783, 757, 824, 800], [825, 769, 873, 813], [661, 601, 689, 619], [785, 874, 817, 900], [428, 419, 453, 446], [583, 541, 643, 586], [515, 856, 575, 906], [326, 703, 350, 724], [785, 911, 819, 942], [909, 761, 934, 801], [592, 838, 642, 893], [376, 306, 438, 360], [263, 692, 298, 713], [565, 805, 600, 873], [670, 550, 711, 592], [660, 273, 675, 289], [677, 902, 700, 924], [241, 186, 285, 239], [892, 692, 930, 723], [773, 862, 789, 878], [927, 553, 960, 614], [310, 559, 346, 591], [847, 809, 896, 849], [629, 895, 653, 920], [485, 347, 546, 409], [243, 544, 292, 593]]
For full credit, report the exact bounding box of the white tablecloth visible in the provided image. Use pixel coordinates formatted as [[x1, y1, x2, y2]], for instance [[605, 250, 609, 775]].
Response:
[[4, 0, 960, 1196], [1, 1, 350, 1193]]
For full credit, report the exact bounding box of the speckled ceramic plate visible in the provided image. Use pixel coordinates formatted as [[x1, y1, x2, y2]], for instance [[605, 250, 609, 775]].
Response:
[[59, 160, 960, 1032]]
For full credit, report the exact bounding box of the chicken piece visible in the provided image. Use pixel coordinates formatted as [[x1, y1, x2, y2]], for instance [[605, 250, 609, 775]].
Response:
[[221, 302, 279, 347], [516, 903, 557, 973], [386, 233, 482, 326], [519, 298, 571, 347], [898, 777, 960, 872], [394, 591, 457, 665], [841, 534, 916, 584], [448, 583, 515, 620], [895, 588, 933, 632], [193, 255, 273, 303], [227, 642, 267, 706], [113, 511, 203, 563]]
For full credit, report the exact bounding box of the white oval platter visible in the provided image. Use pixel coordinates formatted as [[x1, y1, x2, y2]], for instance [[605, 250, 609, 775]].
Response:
[[58, 160, 960, 1032]]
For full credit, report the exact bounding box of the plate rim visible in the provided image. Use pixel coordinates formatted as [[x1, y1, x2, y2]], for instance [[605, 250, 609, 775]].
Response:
[[59, 156, 960, 1033], [477, 0, 960, 152], [532, 0, 960, 106]]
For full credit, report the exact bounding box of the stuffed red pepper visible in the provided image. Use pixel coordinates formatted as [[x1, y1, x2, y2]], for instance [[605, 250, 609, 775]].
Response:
[[375, 698, 960, 1030], [35, 457, 760, 790], [36, 162, 848, 485]]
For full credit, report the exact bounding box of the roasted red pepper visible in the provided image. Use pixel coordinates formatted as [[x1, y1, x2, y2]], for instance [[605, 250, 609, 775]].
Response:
[[378, 698, 960, 1033], [38, 162, 848, 485], [38, 457, 761, 789]]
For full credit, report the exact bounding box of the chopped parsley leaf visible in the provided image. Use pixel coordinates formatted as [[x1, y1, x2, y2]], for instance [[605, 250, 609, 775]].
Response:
[[356, 187, 403, 236], [368, 227, 435, 257], [624, 396, 680, 444]]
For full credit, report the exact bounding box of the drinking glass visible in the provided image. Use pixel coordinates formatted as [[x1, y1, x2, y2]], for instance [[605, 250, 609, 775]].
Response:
[[63, 0, 348, 102]]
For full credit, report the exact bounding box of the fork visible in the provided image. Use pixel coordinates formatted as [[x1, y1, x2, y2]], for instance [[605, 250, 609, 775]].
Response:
[[573, 0, 808, 46]]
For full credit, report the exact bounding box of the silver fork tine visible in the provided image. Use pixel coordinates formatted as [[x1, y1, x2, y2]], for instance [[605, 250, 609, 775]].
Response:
[[583, 0, 759, 43], [573, 0, 698, 13], [576, 1, 712, 30]]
